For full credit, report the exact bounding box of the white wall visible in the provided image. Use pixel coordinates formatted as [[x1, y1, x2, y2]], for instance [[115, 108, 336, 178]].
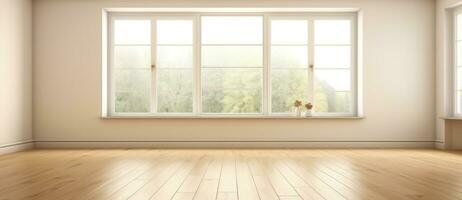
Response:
[[33, 0, 436, 148], [0, 0, 33, 152]]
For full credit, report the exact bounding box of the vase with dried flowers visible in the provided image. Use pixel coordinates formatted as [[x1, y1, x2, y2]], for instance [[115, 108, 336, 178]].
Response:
[[294, 100, 303, 117], [304, 102, 313, 117]]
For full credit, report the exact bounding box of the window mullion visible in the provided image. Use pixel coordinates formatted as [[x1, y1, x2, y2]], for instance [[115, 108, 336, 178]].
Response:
[[109, 17, 115, 115], [195, 15, 202, 115], [150, 17, 158, 113], [307, 18, 314, 106], [263, 14, 269, 115]]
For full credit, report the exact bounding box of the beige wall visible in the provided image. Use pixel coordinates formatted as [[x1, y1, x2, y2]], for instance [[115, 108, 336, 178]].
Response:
[[0, 0, 33, 150], [33, 0, 436, 147]]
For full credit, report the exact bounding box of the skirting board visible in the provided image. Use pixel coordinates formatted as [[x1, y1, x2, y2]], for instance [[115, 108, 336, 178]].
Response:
[[0, 141, 34, 155], [435, 141, 446, 149], [34, 140, 436, 149]]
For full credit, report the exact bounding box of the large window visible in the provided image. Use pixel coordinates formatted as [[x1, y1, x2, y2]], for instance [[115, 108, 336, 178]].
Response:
[[108, 12, 357, 117]]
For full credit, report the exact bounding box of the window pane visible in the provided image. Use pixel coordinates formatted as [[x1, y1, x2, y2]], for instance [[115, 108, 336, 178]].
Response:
[[314, 69, 351, 91], [458, 14, 462, 40], [157, 46, 193, 68], [201, 16, 263, 44], [114, 20, 151, 45], [114, 46, 151, 68], [314, 46, 350, 68], [202, 68, 262, 90], [202, 46, 262, 67], [271, 20, 308, 45], [114, 69, 151, 91], [314, 91, 351, 113], [115, 92, 150, 112], [314, 20, 350, 45], [114, 69, 151, 112], [457, 41, 462, 66], [271, 46, 308, 68], [157, 69, 193, 113], [157, 20, 193, 44], [271, 69, 309, 113], [458, 91, 462, 114], [202, 68, 262, 113], [458, 68, 462, 90], [202, 90, 262, 113]]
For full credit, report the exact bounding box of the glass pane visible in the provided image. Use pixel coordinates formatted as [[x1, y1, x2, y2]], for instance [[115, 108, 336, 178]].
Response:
[[458, 91, 462, 114], [114, 46, 151, 68], [458, 42, 462, 66], [157, 69, 193, 113], [271, 20, 308, 45], [114, 69, 151, 91], [114, 20, 151, 45], [457, 14, 462, 40], [271, 69, 309, 113], [202, 46, 263, 67], [201, 68, 262, 90], [202, 68, 262, 113], [314, 91, 351, 113], [201, 16, 263, 44], [157, 20, 193, 45], [314, 69, 351, 91], [202, 89, 262, 113], [458, 68, 462, 90], [314, 46, 350, 68], [114, 69, 151, 112], [271, 46, 308, 68], [115, 92, 150, 112], [314, 20, 350, 45], [157, 46, 193, 68]]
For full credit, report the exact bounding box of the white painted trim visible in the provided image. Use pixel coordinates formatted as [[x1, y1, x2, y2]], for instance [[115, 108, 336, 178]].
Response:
[[435, 140, 447, 149], [0, 140, 34, 155], [452, 7, 461, 116], [34, 140, 435, 149], [105, 7, 360, 13], [101, 9, 109, 117], [101, 115, 363, 119]]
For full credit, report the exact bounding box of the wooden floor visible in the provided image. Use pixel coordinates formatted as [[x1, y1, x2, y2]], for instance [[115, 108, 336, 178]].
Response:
[[0, 150, 462, 200]]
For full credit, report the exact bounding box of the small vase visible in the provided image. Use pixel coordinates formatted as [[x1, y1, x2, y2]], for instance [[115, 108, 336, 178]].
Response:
[[305, 110, 312, 117], [294, 107, 302, 117]]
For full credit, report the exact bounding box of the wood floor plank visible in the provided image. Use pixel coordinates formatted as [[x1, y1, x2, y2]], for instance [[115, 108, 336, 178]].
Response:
[[193, 179, 219, 200], [172, 192, 195, 200], [192, 153, 223, 200], [251, 151, 300, 198], [175, 154, 212, 194], [252, 175, 279, 200], [218, 152, 237, 193], [235, 151, 261, 200], [216, 192, 238, 200], [128, 153, 192, 200], [150, 154, 203, 200]]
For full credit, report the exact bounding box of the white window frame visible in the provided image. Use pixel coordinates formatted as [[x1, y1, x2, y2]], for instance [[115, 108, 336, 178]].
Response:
[[453, 7, 462, 117], [104, 10, 360, 118]]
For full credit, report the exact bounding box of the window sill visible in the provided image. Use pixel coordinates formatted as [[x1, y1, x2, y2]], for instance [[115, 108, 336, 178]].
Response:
[[441, 117, 462, 120], [101, 115, 364, 119]]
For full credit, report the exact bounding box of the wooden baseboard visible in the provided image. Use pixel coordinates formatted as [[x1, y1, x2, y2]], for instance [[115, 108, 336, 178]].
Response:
[[34, 140, 436, 149], [0, 140, 34, 155], [435, 140, 446, 149]]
